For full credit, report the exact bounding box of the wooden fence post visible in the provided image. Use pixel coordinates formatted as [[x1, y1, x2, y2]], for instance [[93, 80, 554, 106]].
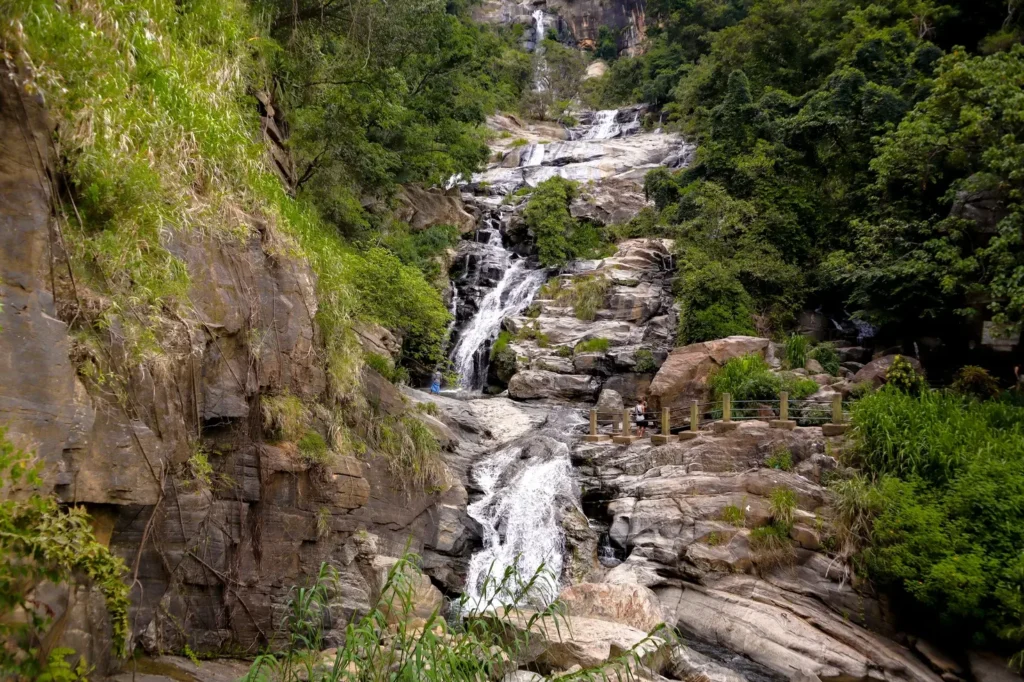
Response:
[[652, 406, 677, 445], [822, 394, 849, 437], [715, 392, 738, 433], [679, 400, 699, 440], [583, 408, 611, 442], [771, 390, 796, 430]]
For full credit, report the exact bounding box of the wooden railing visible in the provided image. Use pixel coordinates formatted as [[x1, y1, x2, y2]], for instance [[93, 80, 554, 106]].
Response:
[[583, 392, 850, 444]]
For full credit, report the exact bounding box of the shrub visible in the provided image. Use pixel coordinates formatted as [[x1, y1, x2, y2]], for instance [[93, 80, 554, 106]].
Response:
[[809, 342, 841, 375], [721, 504, 747, 526], [675, 257, 756, 345], [783, 375, 821, 400], [765, 449, 793, 471], [748, 523, 795, 567], [575, 338, 610, 354], [0, 429, 131, 677], [634, 348, 657, 373], [555, 345, 574, 358], [784, 334, 810, 370], [365, 352, 408, 385], [187, 447, 215, 490], [709, 354, 781, 402], [511, 138, 530, 147], [885, 355, 925, 394], [516, 321, 550, 347], [951, 365, 1000, 400], [523, 177, 612, 266], [840, 388, 1024, 652]]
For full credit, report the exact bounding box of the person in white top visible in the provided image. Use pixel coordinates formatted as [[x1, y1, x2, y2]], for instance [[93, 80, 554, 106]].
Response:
[[634, 397, 649, 437]]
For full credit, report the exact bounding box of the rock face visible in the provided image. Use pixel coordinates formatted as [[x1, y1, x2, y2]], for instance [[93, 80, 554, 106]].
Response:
[[573, 421, 942, 682], [0, 67, 519, 673], [508, 370, 600, 402], [395, 184, 476, 234], [558, 582, 665, 632], [648, 336, 771, 410]]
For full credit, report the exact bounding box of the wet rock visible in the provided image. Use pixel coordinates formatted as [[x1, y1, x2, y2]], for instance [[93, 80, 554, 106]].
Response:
[[508, 370, 600, 401], [967, 651, 1022, 682]]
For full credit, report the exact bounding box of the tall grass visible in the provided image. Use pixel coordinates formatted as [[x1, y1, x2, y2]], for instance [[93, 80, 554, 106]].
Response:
[[849, 387, 1024, 483], [243, 553, 670, 682], [783, 334, 810, 370]]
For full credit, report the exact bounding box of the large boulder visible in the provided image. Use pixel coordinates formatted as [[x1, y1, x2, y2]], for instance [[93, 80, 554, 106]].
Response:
[[968, 652, 1022, 682], [596, 388, 624, 416], [648, 336, 770, 410], [659, 581, 942, 682], [395, 184, 476, 234], [507, 370, 600, 402], [557, 582, 666, 633], [852, 354, 924, 388]]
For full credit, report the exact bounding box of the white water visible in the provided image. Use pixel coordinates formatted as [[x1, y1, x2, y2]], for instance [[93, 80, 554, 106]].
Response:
[[584, 109, 619, 140], [523, 142, 546, 167], [464, 439, 575, 610], [450, 256, 546, 389], [532, 9, 550, 91]]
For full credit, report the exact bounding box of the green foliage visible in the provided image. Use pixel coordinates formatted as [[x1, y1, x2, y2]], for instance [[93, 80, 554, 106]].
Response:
[[489, 331, 512, 360], [364, 415, 447, 492], [298, 431, 332, 467], [769, 487, 798, 528], [364, 353, 410, 385], [554, 275, 612, 321], [951, 366, 1001, 400], [574, 338, 610, 354], [555, 345, 574, 358], [809, 342, 841, 376], [515, 321, 550, 348], [522, 178, 612, 266], [634, 349, 657, 373], [709, 354, 780, 402], [0, 429, 130, 678], [783, 335, 810, 370], [783, 375, 821, 400], [243, 553, 669, 682], [186, 448, 215, 491], [340, 248, 451, 372], [675, 252, 757, 344], [748, 523, 795, 566], [765, 450, 793, 471], [885, 355, 926, 394], [839, 388, 1024, 652], [721, 504, 747, 527], [262, 393, 310, 443]]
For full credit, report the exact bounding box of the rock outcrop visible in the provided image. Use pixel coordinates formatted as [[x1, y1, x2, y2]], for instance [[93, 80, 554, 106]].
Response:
[[648, 336, 771, 410]]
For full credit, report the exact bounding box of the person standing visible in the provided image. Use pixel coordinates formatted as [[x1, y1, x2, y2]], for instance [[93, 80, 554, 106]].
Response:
[[430, 370, 442, 395], [634, 397, 648, 437]]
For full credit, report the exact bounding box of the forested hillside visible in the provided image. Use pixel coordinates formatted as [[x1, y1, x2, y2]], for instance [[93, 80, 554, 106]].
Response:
[[588, 0, 1023, 373]]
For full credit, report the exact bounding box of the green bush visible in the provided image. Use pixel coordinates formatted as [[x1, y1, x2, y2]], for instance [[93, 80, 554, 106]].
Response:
[[574, 338, 610, 354], [769, 487, 798, 527], [782, 375, 821, 400], [709, 354, 781, 402], [784, 335, 810, 370], [634, 349, 657, 373], [721, 504, 747, 526], [885, 355, 926, 394], [838, 388, 1024, 653], [675, 259, 756, 345], [298, 431, 331, 466], [364, 352, 408, 385], [809, 342, 841, 375], [523, 177, 612, 266], [951, 366, 1000, 400], [555, 345, 574, 358]]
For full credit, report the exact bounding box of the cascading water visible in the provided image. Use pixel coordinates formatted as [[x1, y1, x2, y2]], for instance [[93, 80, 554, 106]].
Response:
[[463, 411, 583, 610], [583, 109, 619, 140], [449, 215, 545, 389], [532, 9, 550, 92]]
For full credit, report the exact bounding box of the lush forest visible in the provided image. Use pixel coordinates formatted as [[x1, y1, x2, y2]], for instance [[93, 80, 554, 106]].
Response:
[[584, 0, 1023, 374]]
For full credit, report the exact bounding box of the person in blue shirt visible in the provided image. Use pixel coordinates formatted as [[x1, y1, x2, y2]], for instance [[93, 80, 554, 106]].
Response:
[[430, 370, 442, 394]]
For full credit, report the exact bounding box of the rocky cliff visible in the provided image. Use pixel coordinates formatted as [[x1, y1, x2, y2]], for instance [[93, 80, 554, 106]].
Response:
[[473, 0, 648, 55]]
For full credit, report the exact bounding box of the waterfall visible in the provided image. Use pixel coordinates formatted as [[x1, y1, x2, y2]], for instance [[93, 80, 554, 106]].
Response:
[[532, 9, 550, 92], [463, 426, 578, 610], [583, 110, 619, 140], [450, 257, 546, 389], [532, 8, 546, 46]]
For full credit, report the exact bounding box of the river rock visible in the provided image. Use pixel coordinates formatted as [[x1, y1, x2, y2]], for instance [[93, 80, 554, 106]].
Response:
[[557, 582, 666, 632], [508, 370, 600, 401], [852, 355, 924, 387], [648, 336, 770, 410]]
